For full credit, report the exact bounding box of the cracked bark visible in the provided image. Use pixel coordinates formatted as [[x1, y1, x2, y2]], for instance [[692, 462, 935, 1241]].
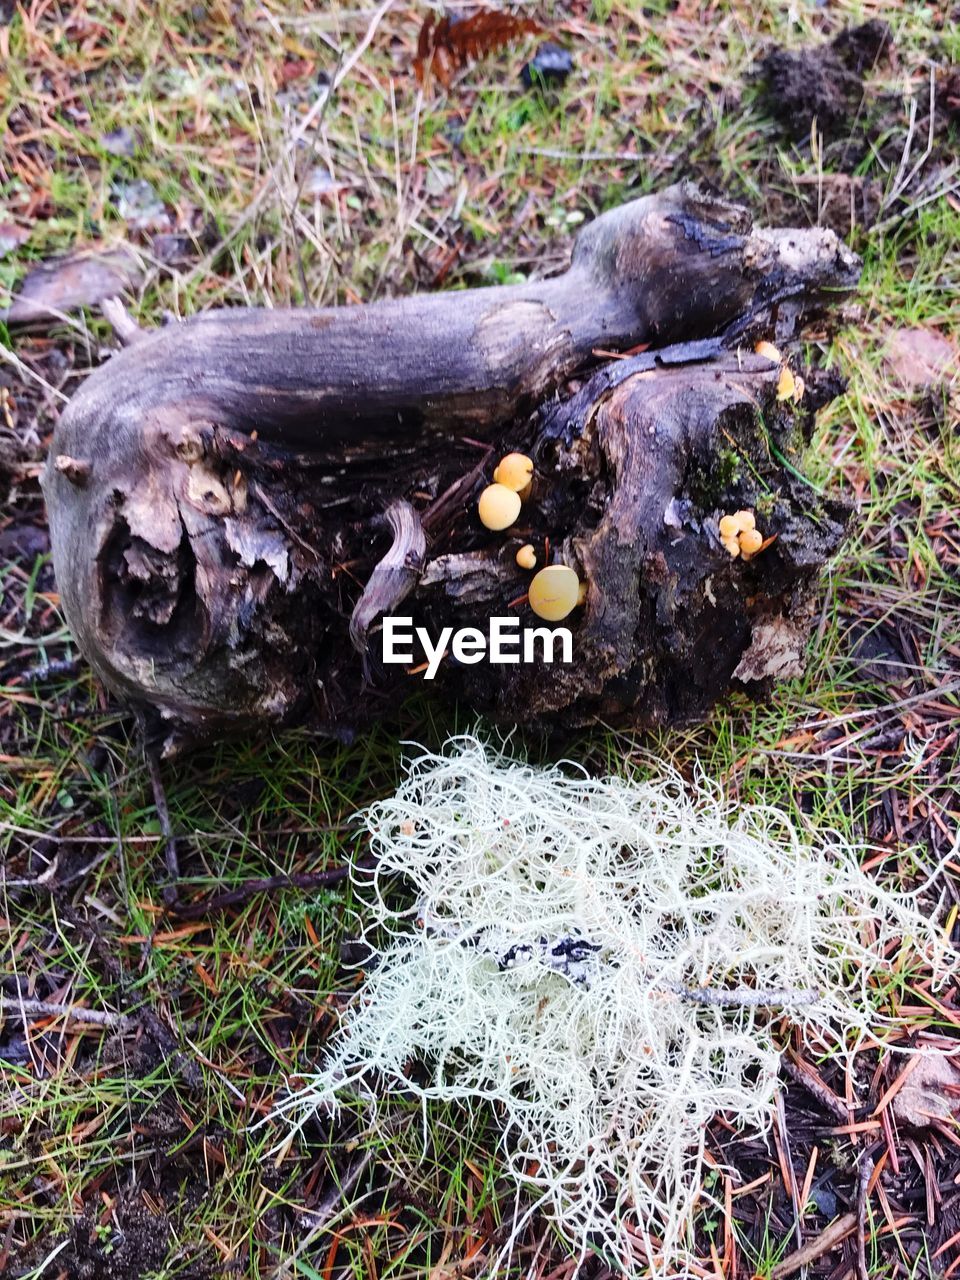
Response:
[[41, 182, 859, 752]]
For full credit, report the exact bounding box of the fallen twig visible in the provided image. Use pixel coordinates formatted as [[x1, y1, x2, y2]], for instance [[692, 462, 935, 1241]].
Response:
[[169, 858, 371, 920], [770, 1212, 858, 1279], [668, 983, 820, 1008], [782, 1052, 852, 1122], [856, 1149, 878, 1280], [144, 743, 180, 904], [101, 295, 147, 346], [0, 995, 133, 1029]]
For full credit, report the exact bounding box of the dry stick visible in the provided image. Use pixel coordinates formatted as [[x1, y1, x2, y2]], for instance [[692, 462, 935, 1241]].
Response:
[[856, 1150, 877, 1280], [0, 853, 60, 889], [303, 1148, 375, 1232], [775, 1091, 804, 1253], [668, 984, 820, 1008], [17, 655, 81, 683], [144, 744, 180, 905], [421, 444, 494, 534], [169, 858, 372, 921], [781, 1054, 852, 1123], [0, 995, 133, 1029], [769, 1213, 859, 1280], [101, 296, 146, 347]]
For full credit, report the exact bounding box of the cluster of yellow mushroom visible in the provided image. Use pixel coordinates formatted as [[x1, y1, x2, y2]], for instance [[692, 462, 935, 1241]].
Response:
[[477, 451, 584, 621], [755, 341, 805, 404], [494, 452, 534, 498], [719, 510, 763, 560], [477, 452, 534, 532]]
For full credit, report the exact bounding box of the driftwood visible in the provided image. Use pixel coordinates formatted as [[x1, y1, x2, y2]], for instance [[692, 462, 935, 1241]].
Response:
[[41, 183, 860, 751]]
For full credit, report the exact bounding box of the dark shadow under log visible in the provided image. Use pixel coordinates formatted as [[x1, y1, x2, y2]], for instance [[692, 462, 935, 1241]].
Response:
[[41, 182, 859, 752]]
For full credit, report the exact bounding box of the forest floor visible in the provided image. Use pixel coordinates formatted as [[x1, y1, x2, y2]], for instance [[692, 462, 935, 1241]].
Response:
[[1, 2, 959, 1278]]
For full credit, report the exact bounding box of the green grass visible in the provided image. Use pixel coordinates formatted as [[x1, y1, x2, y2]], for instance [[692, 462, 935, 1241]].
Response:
[[2, 0, 960, 1276]]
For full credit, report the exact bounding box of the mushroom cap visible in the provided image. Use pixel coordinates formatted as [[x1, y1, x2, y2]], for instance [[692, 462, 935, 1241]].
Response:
[[735, 510, 756, 532], [754, 340, 781, 363], [528, 564, 581, 621], [478, 483, 522, 531], [740, 528, 763, 555], [516, 543, 538, 570], [776, 366, 796, 401], [718, 514, 739, 538], [494, 452, 534, 493]]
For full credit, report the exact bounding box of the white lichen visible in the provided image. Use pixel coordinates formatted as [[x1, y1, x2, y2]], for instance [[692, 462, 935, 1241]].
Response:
[[275, 736, 957, 1276]]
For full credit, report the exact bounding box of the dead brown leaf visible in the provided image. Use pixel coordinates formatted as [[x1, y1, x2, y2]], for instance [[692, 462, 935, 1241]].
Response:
[[0, 223, 30, 259], [884, 326, 958, 389], [279, 58, 314, 86], [414, 10, 544, 88], [4, 246, 143, 326]]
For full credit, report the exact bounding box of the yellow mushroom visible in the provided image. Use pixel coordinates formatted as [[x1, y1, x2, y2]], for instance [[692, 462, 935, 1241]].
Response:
[[754, 340, 781, 363], [718, 514, 740, 539], [528, 565, 581, 621], [722, 536, 741, 559], [720, 510, 754, 542], [516, 544, 538, 571], [740, 528, 763, 557], [478, 483, 522, 531], [494, 452, 534, 493], [776, 366, 796, 401]]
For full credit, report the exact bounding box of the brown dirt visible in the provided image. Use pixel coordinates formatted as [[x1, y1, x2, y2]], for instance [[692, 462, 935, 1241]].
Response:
[[758, 21, 892, 141], [55, 1195, 173, 1280], [748, 21, 958, 236]]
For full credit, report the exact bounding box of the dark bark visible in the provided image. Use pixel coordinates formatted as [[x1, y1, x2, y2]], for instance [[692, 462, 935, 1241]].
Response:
[[40, 182, 859, 752]]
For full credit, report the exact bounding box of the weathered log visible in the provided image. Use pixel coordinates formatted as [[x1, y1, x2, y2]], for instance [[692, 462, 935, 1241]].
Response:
[[41, 182, 859, 751]]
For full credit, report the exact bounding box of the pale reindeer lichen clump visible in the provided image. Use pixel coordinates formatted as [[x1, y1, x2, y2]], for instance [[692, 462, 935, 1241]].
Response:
[[275, 736, 956, 1276]]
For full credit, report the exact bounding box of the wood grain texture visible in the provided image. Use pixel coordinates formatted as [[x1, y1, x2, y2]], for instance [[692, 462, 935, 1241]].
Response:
[[40, 182, 860, 750]]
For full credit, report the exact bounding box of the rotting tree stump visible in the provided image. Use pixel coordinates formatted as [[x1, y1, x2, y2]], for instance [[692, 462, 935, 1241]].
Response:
[[41, 182, 860, 753]]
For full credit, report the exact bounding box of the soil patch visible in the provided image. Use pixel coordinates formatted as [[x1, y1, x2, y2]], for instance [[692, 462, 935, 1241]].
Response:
[[759, 21, 891, 140]]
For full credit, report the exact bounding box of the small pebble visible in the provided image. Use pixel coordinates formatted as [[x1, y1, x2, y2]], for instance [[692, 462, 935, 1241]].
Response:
[[520, 42, 574, 90]]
